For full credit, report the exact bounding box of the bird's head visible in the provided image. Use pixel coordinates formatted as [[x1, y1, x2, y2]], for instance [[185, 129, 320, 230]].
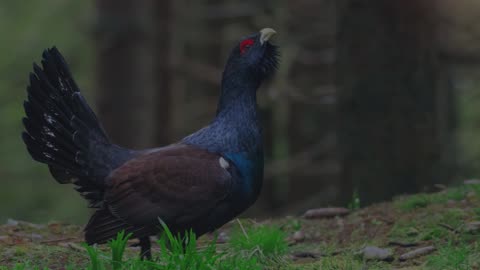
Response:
[[223, 28, 279, 81]]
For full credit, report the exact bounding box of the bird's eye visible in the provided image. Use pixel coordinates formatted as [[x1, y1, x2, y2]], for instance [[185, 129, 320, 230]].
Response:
[[240, 39, 254, 54]]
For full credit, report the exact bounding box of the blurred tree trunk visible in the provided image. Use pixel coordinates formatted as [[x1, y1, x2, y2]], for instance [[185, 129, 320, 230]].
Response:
[[153, 0, 173, 145], [94, 0, 156, 149], [284, 0, 338, 210], [336, 0, 456, 205]]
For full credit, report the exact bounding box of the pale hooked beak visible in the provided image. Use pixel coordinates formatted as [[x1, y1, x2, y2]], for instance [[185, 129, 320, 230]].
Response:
[[259, 28, 277, 45]]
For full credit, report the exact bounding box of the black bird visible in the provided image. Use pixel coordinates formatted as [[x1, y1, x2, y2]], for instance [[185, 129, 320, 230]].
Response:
[[21, 28, 278, 258]]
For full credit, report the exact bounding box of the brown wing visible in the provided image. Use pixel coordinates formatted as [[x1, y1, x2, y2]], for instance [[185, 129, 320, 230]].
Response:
[[104, 144, 232, 229]]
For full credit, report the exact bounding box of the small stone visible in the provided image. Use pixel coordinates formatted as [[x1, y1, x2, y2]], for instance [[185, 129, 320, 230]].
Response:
[[6, 219, 18, 226], [433, 184, 447, 191], [446, 200, 456, 206], [216, 232, 229, 244], [0, 235, 9, 241], [6, 219, 45, 229], [358, 246, 393, 262], [465, 222, 480, 234], [466, 191, 476, 199], [292, 251, 319, 259], [292, 231, 305, 243], [30, 233, 43, 242], [464, 179, 480, 185]]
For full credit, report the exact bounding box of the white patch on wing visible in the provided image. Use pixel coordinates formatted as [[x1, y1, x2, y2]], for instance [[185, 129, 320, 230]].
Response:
[[219, 157, 230, 170], [44, 113, 55, 124]]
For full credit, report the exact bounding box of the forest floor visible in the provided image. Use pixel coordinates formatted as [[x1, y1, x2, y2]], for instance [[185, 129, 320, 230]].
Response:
[[1, 182, 479, 270]]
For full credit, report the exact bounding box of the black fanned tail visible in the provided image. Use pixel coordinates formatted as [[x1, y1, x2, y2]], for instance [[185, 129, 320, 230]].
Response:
[[22, 47, 134, 207]]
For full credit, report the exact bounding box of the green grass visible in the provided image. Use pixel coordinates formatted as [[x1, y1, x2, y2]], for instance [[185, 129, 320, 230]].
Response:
[[347, 189, 361, 210], [155, 221, 222, 270], [287, 255, 363, 270], [474, 208, 480, 219], [426, 243, 480, 270], [229, 220, 288, 259], [395, 185, 471, 211], [2, 221, 289, 270], [389, 207, 468, 243]]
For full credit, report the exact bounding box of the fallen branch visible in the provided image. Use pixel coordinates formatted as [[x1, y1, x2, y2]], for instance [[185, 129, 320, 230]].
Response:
[[399, 246, 436, 261], [40, 237, 78, 244], [59, 242, 84, 252], [438, 223, 459, 233], [303, 207, 350, 219]]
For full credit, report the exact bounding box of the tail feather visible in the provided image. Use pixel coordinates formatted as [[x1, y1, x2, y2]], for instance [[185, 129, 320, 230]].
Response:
[[84, 208, 152, 245], [22, 47, 135, 207]]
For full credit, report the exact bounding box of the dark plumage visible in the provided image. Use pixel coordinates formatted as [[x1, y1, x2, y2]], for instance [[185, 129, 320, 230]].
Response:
[[21, 28, 278, 258]]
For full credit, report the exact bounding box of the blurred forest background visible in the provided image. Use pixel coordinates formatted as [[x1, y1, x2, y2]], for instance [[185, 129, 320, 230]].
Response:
[[1, 0, 480, 223]]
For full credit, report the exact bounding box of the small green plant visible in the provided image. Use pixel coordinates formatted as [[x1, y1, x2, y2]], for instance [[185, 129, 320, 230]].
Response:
[[108, 231, 132, 270], [348, 189, 361, 210], [396, 194, 431, 211], [474, 208, 480, 219], [84, 244, 105, 270], [290, 219, 302, 231], [156, 220, 221, 270], [229, 220, 288, 258], [74, 222, 269, 270], [395, 185, 474, 212]]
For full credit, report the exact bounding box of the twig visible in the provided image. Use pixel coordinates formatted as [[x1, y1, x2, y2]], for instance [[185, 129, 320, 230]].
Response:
[[236, 219, 249, 240], [59, 242, 84, 252], [438, 223, 459, 233], [303, 208, 350, 219], [291, 251, 319, 259], [40, 237, 78, 244]]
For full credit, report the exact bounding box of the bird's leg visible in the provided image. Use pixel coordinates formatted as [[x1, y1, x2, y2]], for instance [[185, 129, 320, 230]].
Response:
[[139, 236, 152, 260]]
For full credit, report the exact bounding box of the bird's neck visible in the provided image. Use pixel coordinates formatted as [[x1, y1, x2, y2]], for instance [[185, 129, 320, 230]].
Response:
[[182, 70, 263, 154], [216, 71, 260, 118]]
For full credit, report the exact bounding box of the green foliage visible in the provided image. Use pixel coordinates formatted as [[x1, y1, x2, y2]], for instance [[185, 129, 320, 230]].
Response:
[[155, 220, 221, 270], [389, 206, 469, 243], [426, 243, 480, 270], [216, 256, 262, 270], [397, 194, 431, 211], [281, 217, 302, 232], [348, 189, 361, 210], [84, 244, 104, 270], [0, 0, 93, 223], [395, 185, 473, 211], [315, 255, 362, 270], [229, 221, 288, 258], [108, 231, 132, 270], [284, 253, 391, 270], [474, 207, 480, 219]]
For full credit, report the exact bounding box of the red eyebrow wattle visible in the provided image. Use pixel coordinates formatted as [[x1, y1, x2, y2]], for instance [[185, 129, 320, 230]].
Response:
[[240, 39, 254, 54]]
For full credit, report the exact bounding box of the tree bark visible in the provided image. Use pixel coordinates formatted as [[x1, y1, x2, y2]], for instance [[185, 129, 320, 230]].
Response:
[[336, 0, 456, 205], [153, 0, 173, 146]]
